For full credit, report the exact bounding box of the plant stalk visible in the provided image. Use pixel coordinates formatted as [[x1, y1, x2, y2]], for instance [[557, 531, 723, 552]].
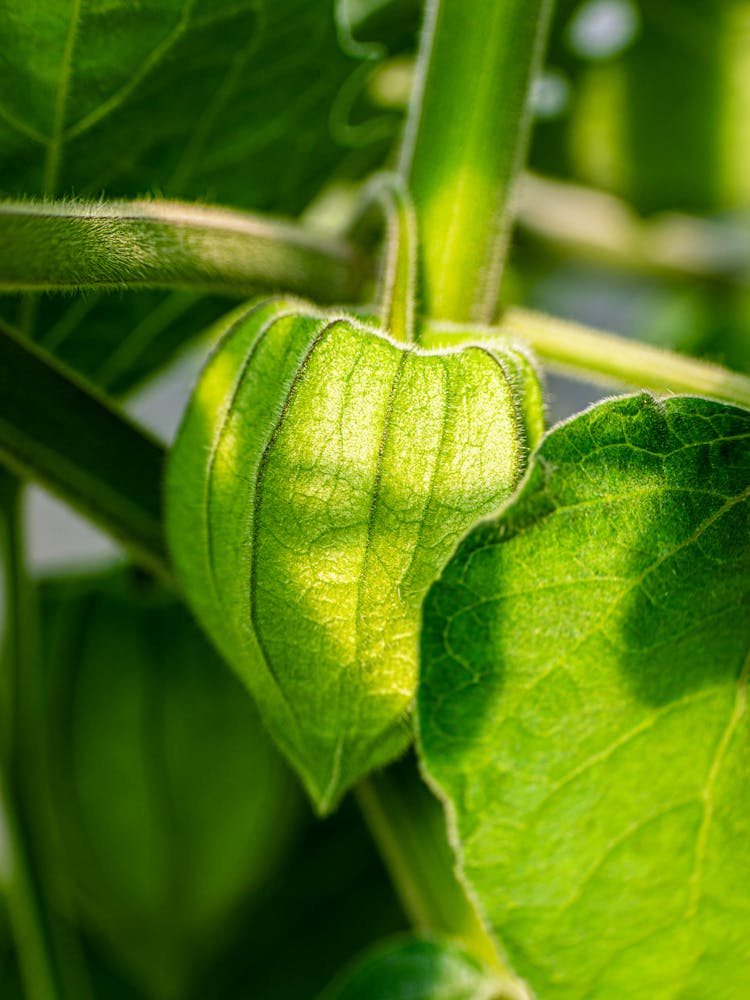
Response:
[[360, 174, 419, 343], [400, 0, 554, 323], [420, 310, 750, 410], [0, 199, 368, 302], [362, 8, 555, 974], [0, 473, 61, 1000], [356, 759, 504, 973]]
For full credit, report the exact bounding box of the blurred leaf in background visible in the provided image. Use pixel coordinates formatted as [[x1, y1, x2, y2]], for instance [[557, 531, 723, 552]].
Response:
[[570, 0, 750, 214], [34, 568, 303, 1000], [0, 0, 408, 394], [190, 799, 407, 1000], [520, 0, 750, 380], [36, 797, 407, 1000], [531, 0, 750, 213]]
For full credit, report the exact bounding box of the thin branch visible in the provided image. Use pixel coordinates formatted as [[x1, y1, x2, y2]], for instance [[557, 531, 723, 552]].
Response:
[[0, 199, 368, 302], [516, 173, 750, 289], [421, 309, 750, 410], [356, 759, 511, 980]]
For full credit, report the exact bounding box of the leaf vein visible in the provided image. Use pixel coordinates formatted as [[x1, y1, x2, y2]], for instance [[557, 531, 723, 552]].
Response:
[[685, 646, 750, 916], [63, 0, 198, 142], [0, 103, 46, 145]]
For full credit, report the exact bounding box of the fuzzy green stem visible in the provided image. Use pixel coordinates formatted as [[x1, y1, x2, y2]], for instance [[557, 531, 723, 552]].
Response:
[[365, 174, 419, 343], [420, 309, 750, 410], [400, 0, 553, 323], [0, 199, 367, 302], [356, 759, 504, 974], [0, 474, 61, 1000]]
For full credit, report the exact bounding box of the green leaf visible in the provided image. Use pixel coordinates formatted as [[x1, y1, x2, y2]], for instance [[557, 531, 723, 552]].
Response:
[[418, 393, 750, 998], [0, 0, 376, 208], [0, 323, 168, 578], [321, 937, 507, 1000], [37, 568, 302, 999], [0, 0, 392, 391], [28, 289, 236, 398], [166, 298, 543, 812]]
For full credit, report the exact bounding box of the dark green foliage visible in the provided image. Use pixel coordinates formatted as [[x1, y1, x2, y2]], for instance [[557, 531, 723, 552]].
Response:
[[0, 0, 397, 392], [36, 569, 302, 999], [1, 3, 750, 999]]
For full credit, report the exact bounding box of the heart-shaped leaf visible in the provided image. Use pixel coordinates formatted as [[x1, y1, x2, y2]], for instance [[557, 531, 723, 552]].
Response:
[[418, 393, 750, 998]]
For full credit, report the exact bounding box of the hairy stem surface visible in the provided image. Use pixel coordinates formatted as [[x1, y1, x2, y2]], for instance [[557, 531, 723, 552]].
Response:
[[421, 310, 750, 410], [0, 199, 367, 301], [401, 0, 553, 322], [356, 759, 503, 972]]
